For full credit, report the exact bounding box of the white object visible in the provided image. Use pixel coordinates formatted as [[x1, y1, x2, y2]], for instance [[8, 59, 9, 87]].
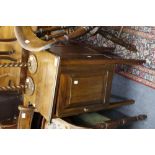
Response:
[[21, 113, 26, 119]]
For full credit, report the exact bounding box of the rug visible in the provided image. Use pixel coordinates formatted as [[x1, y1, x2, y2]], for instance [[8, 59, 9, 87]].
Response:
[[80, 26, 155, 89]]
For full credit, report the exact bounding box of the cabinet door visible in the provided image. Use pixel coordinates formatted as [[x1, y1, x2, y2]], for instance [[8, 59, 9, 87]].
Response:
[[56, 67, 114, 117]]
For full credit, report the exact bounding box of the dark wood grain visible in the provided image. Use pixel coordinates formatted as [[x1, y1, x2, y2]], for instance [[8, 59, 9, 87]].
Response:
[[56, 64, 114, 117]]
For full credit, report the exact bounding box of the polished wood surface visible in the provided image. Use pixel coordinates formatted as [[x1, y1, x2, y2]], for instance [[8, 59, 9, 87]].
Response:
[[14, 26, 91, 52], [17, 105, 35, 129], [0, 26, 16, 41], [49, 44, 145, 65], [53, 44, 145, 118], [23, 51, 60, 121], [14, 26, 51, 52], [56, 64, 114, 117], [0, 27, 23, 87]]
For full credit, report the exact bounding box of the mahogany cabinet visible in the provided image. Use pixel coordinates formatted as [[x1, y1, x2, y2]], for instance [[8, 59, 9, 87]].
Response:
[[50, 43, 144, 119], [21, 43, 145, 128]]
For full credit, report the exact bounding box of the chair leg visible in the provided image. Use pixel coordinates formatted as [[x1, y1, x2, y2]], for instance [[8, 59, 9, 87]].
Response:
[[17, 105, 35, 129], [40, 117, 46, 129], [94, 114, 147, 129]]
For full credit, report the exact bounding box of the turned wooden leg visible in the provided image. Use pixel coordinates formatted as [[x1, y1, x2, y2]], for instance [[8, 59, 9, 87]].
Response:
[[40, 117, 46, 129], [17, 105, 35, 129], [94, 114, 147, 129]]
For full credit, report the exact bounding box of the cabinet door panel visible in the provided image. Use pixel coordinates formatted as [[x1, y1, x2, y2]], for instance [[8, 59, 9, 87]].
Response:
[[70, 75, 107, 105], [56, 67, 114, 117]]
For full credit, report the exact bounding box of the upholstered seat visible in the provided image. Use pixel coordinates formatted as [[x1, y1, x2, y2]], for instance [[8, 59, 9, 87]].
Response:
[[0, 92, 22, 122]]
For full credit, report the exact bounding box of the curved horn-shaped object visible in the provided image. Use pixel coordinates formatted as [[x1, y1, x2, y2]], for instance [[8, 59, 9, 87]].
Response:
[[14, 26, 55, 52], [14, 26, 91, 52]]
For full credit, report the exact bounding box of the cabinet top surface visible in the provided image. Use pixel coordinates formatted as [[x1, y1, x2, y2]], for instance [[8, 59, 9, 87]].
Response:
[[49, 43, 113, 60], [48, 43, 144, 65]]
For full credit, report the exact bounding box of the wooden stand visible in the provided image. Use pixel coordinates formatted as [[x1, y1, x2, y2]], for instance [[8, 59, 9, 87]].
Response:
[[46, 111, 147, 129]]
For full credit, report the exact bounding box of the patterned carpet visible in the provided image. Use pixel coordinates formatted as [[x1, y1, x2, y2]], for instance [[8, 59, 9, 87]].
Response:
[[80, 26, 155, 89]]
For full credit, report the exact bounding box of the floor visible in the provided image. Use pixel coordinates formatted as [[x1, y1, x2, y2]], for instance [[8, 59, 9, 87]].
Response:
[[111, 74, 155, 129], [0, 74, 154, 129]]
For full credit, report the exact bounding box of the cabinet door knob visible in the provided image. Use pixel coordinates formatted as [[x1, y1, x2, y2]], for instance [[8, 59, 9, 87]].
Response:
[[84, 108, 88, 112]]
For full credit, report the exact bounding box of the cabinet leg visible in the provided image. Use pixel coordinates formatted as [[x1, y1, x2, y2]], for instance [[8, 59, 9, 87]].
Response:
[[106, 99, 135, 110]]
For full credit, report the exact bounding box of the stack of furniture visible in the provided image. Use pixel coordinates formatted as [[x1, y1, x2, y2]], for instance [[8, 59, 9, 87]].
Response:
[[0, 26, 147, 129], [16, 38, 147, 128]]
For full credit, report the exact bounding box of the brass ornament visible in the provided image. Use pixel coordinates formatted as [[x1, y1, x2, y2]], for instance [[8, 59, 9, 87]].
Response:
[[28, 54, 38, 74], [25, 76, 35, 96]]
